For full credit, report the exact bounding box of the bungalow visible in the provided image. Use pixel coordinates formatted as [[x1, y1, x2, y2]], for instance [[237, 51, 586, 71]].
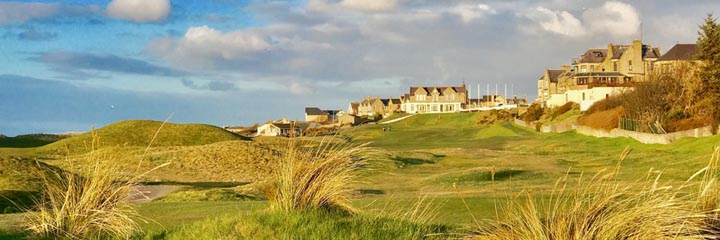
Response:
[[256, 121, 316, 137], [305, 107, 329, 123]]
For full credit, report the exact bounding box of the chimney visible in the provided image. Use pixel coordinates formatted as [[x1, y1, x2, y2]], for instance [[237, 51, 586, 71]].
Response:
[[632, 39, 642, 50], [561, 64, 571, 72], [607, 43, 614, 58]]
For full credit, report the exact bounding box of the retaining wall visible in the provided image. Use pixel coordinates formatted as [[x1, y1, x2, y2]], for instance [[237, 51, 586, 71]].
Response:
[[575, 125, 715, 144]]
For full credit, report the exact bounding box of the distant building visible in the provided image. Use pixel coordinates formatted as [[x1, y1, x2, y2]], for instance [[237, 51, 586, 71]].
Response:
[[256, 121, 317, 137], [399, 85, 468, 114], [654, 43, 699, 73], [305, 107, 329, 123]]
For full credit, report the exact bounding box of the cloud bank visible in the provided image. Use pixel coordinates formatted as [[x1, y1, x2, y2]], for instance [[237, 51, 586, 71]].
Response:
[[107, 0, 171, 23]]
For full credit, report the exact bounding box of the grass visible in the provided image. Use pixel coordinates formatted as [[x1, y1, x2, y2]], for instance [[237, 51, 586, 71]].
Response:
[[0, 133, 69, 148], [269, 137, 369, 213], [139, 209, 449, 240], [2, 114, 720, 238], [40, 120, 247, 156], [377, 113, 411, 123]]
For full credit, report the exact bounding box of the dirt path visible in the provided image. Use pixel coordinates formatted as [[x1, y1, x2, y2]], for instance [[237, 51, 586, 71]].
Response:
[[380, 114, 415, 124], [130, 185, 185, 203]]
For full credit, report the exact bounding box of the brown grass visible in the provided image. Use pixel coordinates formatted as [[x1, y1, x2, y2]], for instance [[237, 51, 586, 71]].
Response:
[[23, 127, 170, 239], [267, 136, 369, 213], [577, 106, 625, 130], [473, 148, 713, 240]]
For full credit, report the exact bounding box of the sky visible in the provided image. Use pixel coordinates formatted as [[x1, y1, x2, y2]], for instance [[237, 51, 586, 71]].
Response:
[[0, 0, 717, 136]]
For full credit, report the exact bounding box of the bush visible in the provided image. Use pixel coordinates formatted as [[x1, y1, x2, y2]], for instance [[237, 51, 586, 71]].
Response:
[[267, 137, 369, 213], [665, 116, 713, 132], [522, 103, 543, 123], [577, 107, 625, 130], [474, 148, 710, 240], [585, 96, 624, 115]]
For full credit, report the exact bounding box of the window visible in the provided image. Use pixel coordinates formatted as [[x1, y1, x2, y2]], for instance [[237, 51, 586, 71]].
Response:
[[416, 95, 426, 101], [613, 62, 618, 71], [581, 65, 587, 73], [432, 95, 438, 102], [591, 65, 596, 72], [628, 60, 632, 71], [602, 67, 606, 72]]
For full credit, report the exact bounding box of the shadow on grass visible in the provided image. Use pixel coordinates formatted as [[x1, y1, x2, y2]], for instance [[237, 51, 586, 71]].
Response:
[[0, 191, 37, 214], [0, 231, 26, 240], [142, 181, 249, 189]]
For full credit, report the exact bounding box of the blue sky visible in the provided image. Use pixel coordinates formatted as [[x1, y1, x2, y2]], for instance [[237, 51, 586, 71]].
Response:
[[0, 0, 717, 136]]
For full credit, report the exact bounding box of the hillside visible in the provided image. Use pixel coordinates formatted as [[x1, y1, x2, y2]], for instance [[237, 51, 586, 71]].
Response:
[[40, 120, 248, 155], [0, 133, 70, 148]]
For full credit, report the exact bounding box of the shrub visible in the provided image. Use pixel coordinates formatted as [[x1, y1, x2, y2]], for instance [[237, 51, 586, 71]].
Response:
[[577, 107, 624, 130], [267, 137, 369, 213], [585, 96, 624, 115], [665, 116, 713, 132], [522, 103, 543, 123], [23, 130, 169, 239]]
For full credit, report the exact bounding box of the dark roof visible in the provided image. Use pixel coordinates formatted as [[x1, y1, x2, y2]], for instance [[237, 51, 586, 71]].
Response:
[[578, 49, 607, 63], [350, 102, 359, 108], [324, 110, 342, 116], [381, 98, 401, 105], [547, 69, 565, 83], [644, 47, 661, 59], [409, 86, 467, 96], [611, 45, 630, 59], [658, 44, 698, 61], [273, 122, 311, 130], [305, 107, 327, 116]]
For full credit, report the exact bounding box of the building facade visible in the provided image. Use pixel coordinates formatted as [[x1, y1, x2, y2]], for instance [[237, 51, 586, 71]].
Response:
[[400, 85, 468, 114]]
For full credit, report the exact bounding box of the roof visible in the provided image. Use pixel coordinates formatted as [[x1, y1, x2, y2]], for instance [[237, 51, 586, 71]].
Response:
[[273, 122, 312, 130], [658, 44, 698, 61], [305, 107, 327, 116], [611, 45, 630, 59], [324, 110, 342, 116], [578, 49, 607, 63], [644, 47, 661, 59], [381, 98, 401, 105], [547, 69, 565, 83], [409, 86, 467, 96]]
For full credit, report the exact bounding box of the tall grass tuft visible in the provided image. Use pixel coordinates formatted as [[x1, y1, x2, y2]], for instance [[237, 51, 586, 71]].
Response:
[[267, 136, 369, 213], [474, 148, 708, 240], [696, 147, 720, 237], [23, 129, 169, 239]]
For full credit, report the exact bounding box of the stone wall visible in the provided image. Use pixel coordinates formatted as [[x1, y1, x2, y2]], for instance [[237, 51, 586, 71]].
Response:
[[575, 125, 715, 144]]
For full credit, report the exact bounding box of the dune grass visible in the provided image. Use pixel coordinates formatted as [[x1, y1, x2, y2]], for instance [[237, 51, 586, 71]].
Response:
[[473, 148, 720, 239], [268, 136, 369, 213]]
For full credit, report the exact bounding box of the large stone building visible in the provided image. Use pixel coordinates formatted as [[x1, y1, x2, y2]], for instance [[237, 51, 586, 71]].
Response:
[[538, 40, 662, 109], [399, 85, 468, 114]]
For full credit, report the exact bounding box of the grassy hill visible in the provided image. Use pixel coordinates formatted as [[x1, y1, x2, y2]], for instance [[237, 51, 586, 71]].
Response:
[[0, 134, 70, 148], [40, 120, 248, 155]]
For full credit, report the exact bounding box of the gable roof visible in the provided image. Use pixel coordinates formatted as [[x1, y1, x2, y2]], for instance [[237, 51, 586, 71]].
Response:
[[305, 107, 327, 116], [644, 47, 661, 59], [409, 86, 467, 96], [658, 44, 698, 61], [578, 49, 607, 63], [611, 45, 630, 59], [547, 69, 565, 83]]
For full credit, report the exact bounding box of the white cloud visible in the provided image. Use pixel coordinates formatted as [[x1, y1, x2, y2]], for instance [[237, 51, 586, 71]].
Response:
[[107, 0, 170, 23], [522, 7, 586, 37], [521, 1, 639, 38], [449, 4, 497, 23], [583, 1, 640, 37], [0, 2, 59, 25], [340, 0, 398, 12]]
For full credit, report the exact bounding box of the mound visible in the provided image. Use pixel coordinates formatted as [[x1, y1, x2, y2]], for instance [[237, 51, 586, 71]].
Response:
[[41, 120, 248, 155], [0, 156, 46, 191], [0, 134, 70, 148]]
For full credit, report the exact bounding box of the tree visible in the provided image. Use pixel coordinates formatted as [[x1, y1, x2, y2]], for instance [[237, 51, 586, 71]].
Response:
[[696, 14, 720, 123]]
